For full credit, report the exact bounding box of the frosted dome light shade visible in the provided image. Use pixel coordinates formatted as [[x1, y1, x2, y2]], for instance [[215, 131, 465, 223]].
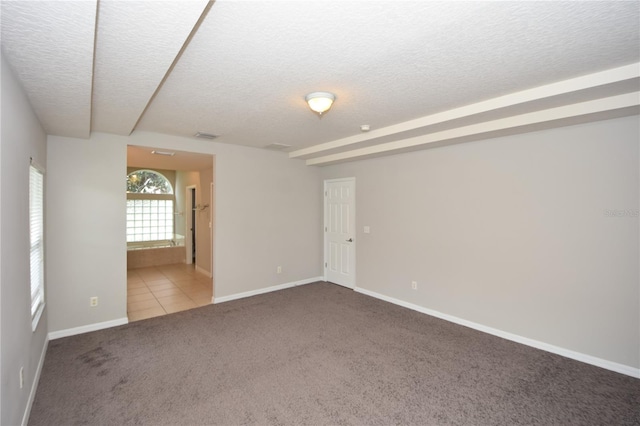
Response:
[[305, 92, 335, 115]]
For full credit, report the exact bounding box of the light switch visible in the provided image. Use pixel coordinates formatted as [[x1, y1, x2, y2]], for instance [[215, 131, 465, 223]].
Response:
[[363, 226, 370, 234]]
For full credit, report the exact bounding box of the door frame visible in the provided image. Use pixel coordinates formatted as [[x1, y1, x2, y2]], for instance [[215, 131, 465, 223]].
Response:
[[185, 185, 197, 265], [323, 177, 356, 288]]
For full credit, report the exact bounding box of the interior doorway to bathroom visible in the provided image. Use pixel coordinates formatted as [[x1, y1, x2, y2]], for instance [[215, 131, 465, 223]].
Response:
[[126, 145, 215, 322]]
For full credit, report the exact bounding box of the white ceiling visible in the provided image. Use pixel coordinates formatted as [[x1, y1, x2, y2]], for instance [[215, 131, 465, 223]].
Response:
[[2, 0, 639, 165], [1, 0, 96, 138], [91, 0, 210, 135]]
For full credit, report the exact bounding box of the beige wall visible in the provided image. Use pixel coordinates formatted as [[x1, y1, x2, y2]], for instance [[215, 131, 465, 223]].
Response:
[[176, 167, 215, 275], [47, 136, 128, 332], [45, 131, 322, 334], [197, 167, 213, 275], [175, 170, 200, 243], [1, 55, 49, 426], [321, 115, 639, 369], [213, 142, 323, 295], [128, 133, 323, 296]]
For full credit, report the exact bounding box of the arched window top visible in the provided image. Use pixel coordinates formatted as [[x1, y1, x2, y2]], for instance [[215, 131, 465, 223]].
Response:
[[126, 170, 173, 194]]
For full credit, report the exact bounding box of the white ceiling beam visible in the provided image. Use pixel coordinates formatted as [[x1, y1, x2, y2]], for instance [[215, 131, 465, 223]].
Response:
[[91, 0, 212, 136], [290, 63, 640, 160], [306, 92, 640, 166]]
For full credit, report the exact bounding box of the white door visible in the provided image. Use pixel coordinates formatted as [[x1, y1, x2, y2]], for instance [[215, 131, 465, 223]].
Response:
[[324, 178, 355, 288]]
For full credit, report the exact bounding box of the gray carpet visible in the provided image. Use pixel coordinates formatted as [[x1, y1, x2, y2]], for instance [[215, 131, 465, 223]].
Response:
[[29, 282, 639, 425]]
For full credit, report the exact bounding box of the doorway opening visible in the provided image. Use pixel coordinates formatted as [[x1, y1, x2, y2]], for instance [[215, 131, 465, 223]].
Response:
[[125, 145, 215, 322]]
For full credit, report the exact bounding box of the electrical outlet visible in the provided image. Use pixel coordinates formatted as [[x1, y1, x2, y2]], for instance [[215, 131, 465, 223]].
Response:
[[277, 266, 282, 274], [90, 296, 98, 307], [19, 367, 24, 389], [411, 281, 418, 290]]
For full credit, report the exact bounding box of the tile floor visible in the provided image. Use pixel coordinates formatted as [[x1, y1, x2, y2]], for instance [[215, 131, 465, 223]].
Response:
[[127, 263, 213, 322]]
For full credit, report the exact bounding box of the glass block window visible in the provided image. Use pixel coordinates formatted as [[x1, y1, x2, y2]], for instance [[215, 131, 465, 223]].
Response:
[[126, 170, 174, 243], [126, 199, 174, 242]]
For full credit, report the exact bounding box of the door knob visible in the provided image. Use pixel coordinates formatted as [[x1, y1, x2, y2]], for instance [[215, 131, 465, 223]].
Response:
[[346, 238, 353, 242]]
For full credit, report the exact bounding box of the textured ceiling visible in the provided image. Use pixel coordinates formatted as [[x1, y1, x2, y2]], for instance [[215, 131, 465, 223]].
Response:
[[1, 0, 639, 165], [1, 0, 97, 138], [91, 0, 210, 135]]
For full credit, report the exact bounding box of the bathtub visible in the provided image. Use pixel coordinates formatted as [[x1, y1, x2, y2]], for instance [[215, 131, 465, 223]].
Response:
[[127, 235, 186, 269]]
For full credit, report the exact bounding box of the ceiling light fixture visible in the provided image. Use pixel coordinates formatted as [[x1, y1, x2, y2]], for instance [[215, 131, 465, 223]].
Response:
[[151, 150, 175, 156], [305, 92, 335, 116]]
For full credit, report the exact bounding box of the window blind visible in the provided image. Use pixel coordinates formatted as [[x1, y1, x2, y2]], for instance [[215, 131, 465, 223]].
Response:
[[29, 164, 45, 330]]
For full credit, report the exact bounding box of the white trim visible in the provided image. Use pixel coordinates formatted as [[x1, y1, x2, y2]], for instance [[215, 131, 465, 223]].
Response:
[[48, 317, 129, 340], [354, 287, 640, 379], [29, 158, 46, 174], [290, 63, 639, 160], [195, 265, 212, 278], [213, 277, 323, 304], [31, 302, 45, 332], [306, 92, 639, 166], [21, 336, 49, 426]]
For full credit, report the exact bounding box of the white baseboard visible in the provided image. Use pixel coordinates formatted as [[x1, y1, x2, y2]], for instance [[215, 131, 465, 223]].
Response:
[[48, 317, 129, 340], [354, 287, 640, 379], [195, 265, 212, 278], [21, 335, 49, 426], [214, 276, 323, 304]]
